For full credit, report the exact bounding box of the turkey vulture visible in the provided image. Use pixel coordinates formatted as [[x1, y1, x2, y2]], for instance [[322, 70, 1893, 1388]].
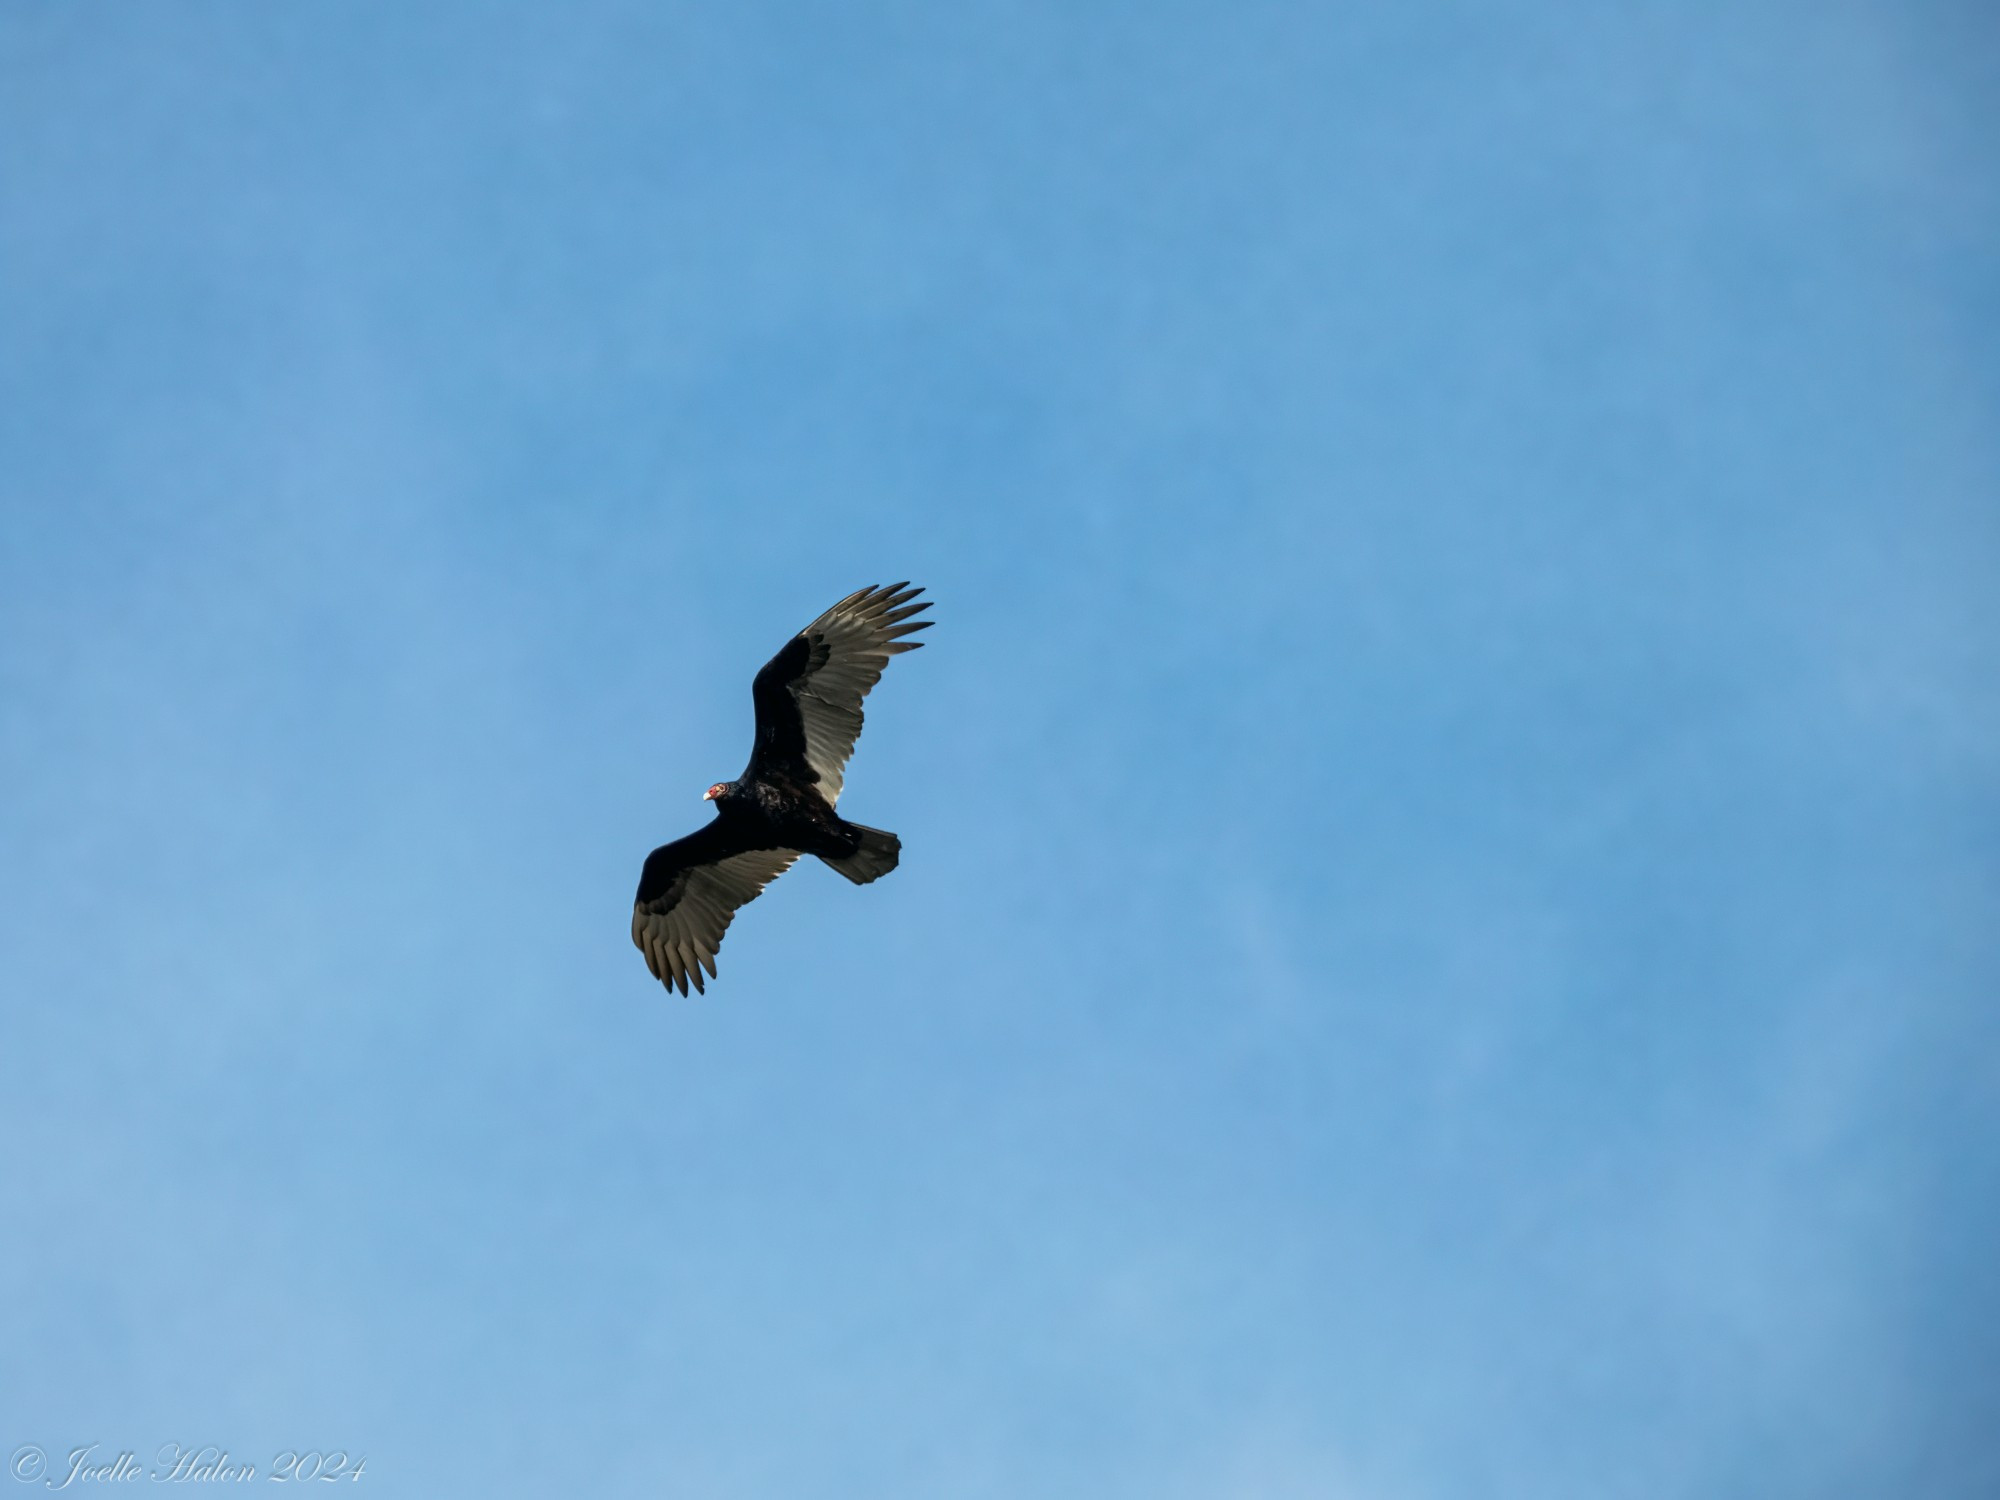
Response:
[[632, 582, 932, 994]]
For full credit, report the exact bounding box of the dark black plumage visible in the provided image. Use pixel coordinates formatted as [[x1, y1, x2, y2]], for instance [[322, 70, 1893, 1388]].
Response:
[[632, 583, 932, 994]]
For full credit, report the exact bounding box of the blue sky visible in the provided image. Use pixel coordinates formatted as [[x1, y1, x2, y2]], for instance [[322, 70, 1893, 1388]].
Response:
[[2, 2, 1994, 1497]]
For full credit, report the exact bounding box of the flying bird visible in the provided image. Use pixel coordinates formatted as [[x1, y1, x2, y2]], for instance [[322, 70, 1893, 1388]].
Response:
[[632, 582, 932, 994]]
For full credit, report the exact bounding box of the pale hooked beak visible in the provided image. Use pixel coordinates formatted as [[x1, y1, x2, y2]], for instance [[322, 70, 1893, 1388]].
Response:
[[702, 786, 716, 800]]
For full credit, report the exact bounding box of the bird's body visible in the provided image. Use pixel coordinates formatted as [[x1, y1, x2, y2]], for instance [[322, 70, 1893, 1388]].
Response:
[[714, 771, 850, 859], [632, 583, 931, 994]]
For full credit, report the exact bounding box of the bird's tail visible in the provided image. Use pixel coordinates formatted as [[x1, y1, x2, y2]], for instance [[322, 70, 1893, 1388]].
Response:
[[821, 823, 901, 885]]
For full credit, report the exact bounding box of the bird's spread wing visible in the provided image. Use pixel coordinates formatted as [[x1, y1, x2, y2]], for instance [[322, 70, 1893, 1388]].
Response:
[[747, 582, 931, 805], [632, 828, 800, 995]]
